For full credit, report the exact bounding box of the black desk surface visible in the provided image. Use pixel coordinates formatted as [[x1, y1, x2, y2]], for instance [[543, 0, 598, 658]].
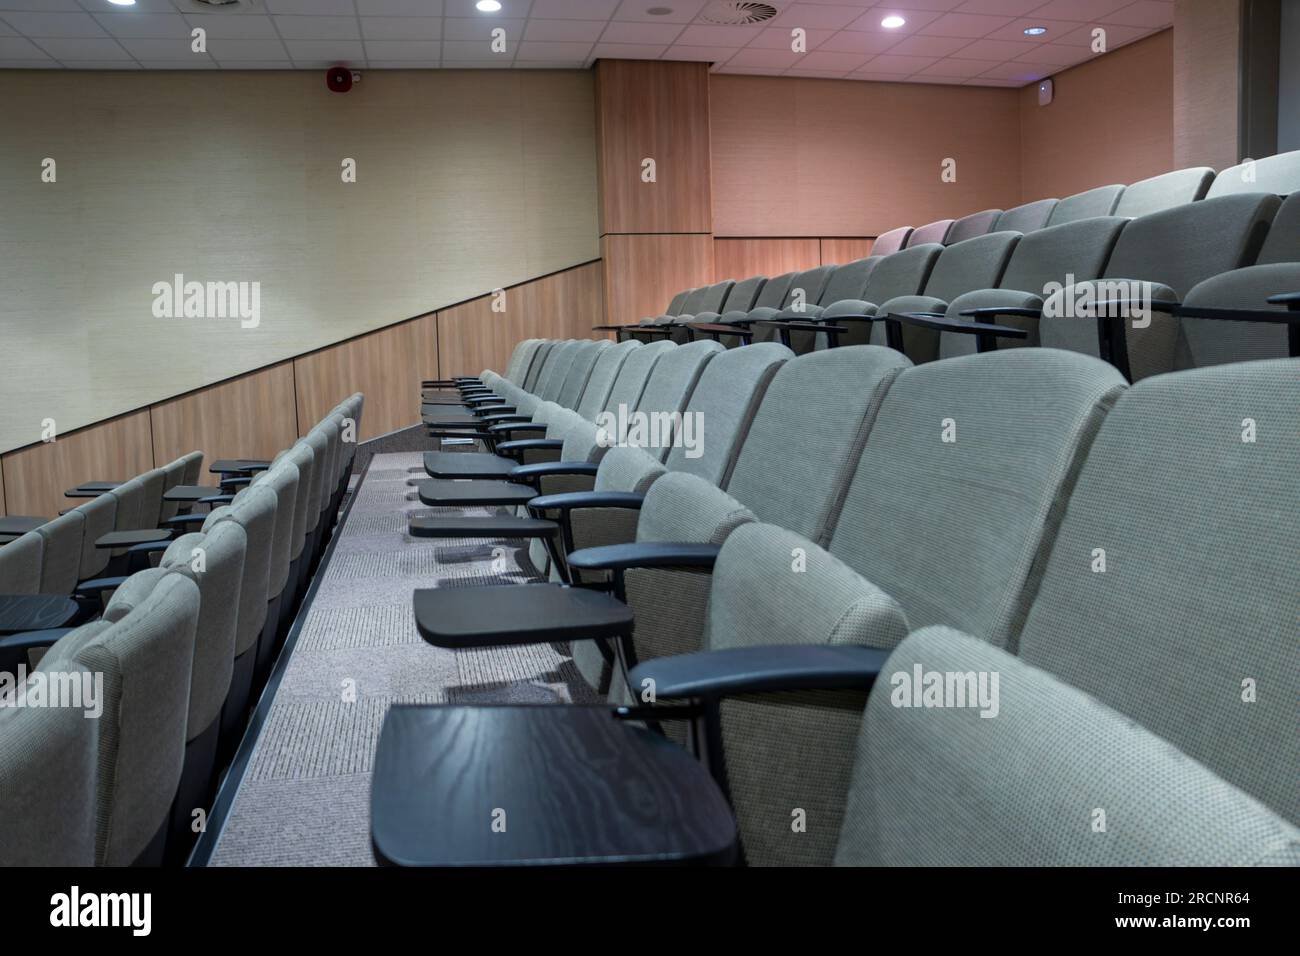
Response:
[[413, 584, 631, 648], [96, 529, 169, 548], [163, 484, 223, 502], [0, 593, 80, 636], [208, 459, 271, 474], [371, 704, 738, 867], [417, 479, 536, 507], [0, 516, 47, 535]]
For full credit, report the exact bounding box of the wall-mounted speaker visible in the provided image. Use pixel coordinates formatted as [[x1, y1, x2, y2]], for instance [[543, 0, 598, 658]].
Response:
[[1038, 78, 1054, 106]]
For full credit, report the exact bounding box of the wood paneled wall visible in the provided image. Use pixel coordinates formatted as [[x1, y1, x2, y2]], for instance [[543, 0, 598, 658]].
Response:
[[1020, 31, 1174, 203], [0, 261, 602, 518], [711, 237, 882, 285], [595, 60, 713, 236], [711, 75, 1023, 238], [602, 235, 714, 326]]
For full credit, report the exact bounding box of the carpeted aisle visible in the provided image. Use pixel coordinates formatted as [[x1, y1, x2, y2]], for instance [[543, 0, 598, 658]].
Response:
[[206, 451, 597, 866]]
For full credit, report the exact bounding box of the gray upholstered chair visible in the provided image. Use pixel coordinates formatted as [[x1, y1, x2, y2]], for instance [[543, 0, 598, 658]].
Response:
[[945, 208, 1001, 243], [1046, 184, 1125, 225], [35, 509, 84, 595], [1113, 166, 1214, 218], [905, 219, 953, 247], [870, 226, 912, 256], [994, 198, 1059, 233], [0, 530, 42, 594]]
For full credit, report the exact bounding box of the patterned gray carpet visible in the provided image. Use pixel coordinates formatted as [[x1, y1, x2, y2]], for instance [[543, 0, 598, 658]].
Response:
[[207, 450, 597, 866]]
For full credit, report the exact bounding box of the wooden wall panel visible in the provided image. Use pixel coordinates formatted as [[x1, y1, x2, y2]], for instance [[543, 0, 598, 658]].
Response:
[[294, 320, 424, 442], [150, 363, 299, 470], [595, 60, 713, 235], [820, 238, 875, 264], [711, 75, 1022, 238], [1174, 0, 1242, 170], [1, 411, 154, 520], [713, 239, 822, 282], [438, 261, 606, 377], [1020, 31, 1174, 203], [601, 235, 714, 327]]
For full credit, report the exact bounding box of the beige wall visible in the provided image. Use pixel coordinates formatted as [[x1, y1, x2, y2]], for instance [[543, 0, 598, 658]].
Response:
[[1020, 30, 1175, 202], [0, 68, 598, 454], [1174, 0, 1242, 170]]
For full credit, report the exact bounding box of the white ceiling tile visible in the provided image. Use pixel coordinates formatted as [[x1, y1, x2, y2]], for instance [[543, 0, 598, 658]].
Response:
[[1053, 21, 1149, 48], [529, 0, 620, 18], [859, 53, 941, 73], [525, 19, 606, 42], [0, 59, 59, 67], [514, 59, 587, 67], [366, 59, 444, 68], [784, 68, 852, 78], [848, 70, 913, 81], [79, 0, 177, 11], [612, 0, 705, 24], [32, 36, 131, 59], [443, 0, 533, 16], [273, 16, 361, 40], [1029, 0, 1131, 20], [816, 31, 901, 54], [208, 38, 290, 59], [659, 44, 732, 62], [64, 59, 143, 69], [355, 0, 445, 13], [441, 39, 508, 59], [967, 76, 1028, 86], [181, 15, 278, 38], [118, 37, 201, 58], [950, 36, 1035, 58], [598, 20, 681, 43], [0, 20, 13, 36], [883, 33, 975, 56], [360, 16, 442, 40], [2, 11, 106, 37], [915, 55, 1002, 75], [590, 41, 666, 58], [919, 11, 1015, 37], [874, 0, 967, 10], [365, 39, 443, 58], [844, 8, 944, 33], [1106, 0, 1173, 28], [93, 13, 190, 39], [771, 4, 869, 30], [0, 35, 53, 57], [793, 49, 869, 70], [1013, 42, 1089, 65], [674, 24, 762, 47], [0, 0, 81, 10], [980, 17, 1083, 41], [725, 47, 802, 69], [264, 0, 358, 15], [441, 59, 515, 67], [282, 39, 366, 61], [976, 60, 1049, 81], [952, 0, 1042, 14], [443, 17, 524, 40], [746, 26, 835, 50], [515, 39, 594, 59]]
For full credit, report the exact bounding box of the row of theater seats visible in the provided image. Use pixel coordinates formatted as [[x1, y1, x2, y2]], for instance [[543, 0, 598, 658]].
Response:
[[0, 394, 363, 867], [613, 150, 1300, 382], [406, 334, 1298, 865]]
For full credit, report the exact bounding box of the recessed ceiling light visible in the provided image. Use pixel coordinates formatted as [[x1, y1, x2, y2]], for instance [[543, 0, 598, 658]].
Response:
[[646, 6, 674, 14], [1023, 26, 1048, 36], [107, 0, 137, 6], [881, 15, 906, 29], [476, 0, 502, 11]]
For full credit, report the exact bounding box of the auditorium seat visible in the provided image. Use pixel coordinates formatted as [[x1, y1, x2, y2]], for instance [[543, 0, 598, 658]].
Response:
[[905, 219, 953, 247], [870, 226, 912, 256], [944, 209, 1001, 243], [666, 276, 767, 343], [688, 272, 795, 344], [1206, 149, 1300, 197], [994, 198, 1059, 233], [1112, 166, 1214, 217], [1045, 184, 1125, 225]]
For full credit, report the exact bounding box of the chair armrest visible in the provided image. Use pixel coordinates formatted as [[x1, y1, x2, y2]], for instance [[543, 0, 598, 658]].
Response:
[[408, 516, 560, 540], [220, 476, 253, 489], [959, 306, 1044, 320], [508, 461, 600, 482], [199, 494, 235, 505], [479, 413, 530, 425], [890, 311, 1029, 339], [95, 529, 171, 548], [495, 438, 564, 455], [752, 320, 848, 335], [526, 491, 646, 514], [688, 323, 753, 342], [1267, 291, 1300, 309], [73, 575, 129, 597], [0, 629, 78, 672], [566, 542, 721, 574], [1174, 303, 1300, 324], [162, 514, 207, 528], [629, 644, 890, 701], [487, 421, 546, 436]]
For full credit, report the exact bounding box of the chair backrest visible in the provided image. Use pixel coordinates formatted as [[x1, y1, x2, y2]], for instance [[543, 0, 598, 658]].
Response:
[[700, 349, 1127, 865], [679, 287, 711, 314], [521, 341, 556, 391], [871, 226, 912, 256], [157, 522, 245, 741], [136, 467, 167, 529], [1206, 149, 1300, 198], [532, 340, 583, 402], [720, 276, 765, 313], [997, 216, 1128, 293], [0, 663, 100, 865], [1047, 184, 1125, 225], [35, 509, 84, 595], [601, 340, 673, 418], [158, 455, 191, 522], [108, 476, 146, 533], [205, 484, 277, 658], [693, 281, 735, 315], [501, 339, 537, 383], [72, 493, 117, 581], [665, 289, 691, 315], [919, 231, 1020, 302], [0, 531, 42, 593], [994, 199, 1058, 233], [783, 266, 833, 311], [816, 258, 877, 306], [252, 462, 299, 597], [574, 340, 637, 421], [39, 572, 199, 866], [277, 446, 314, 558], [945, 209, 1001, 244], [628, 340, 724, 439], [555, 339, 612, 411], [301, 428, 332, 529], [1114, 166, 1214, 218], [906, 219, 953, 246], [862, 244, 942, 306], [750, 272, 794, 311]]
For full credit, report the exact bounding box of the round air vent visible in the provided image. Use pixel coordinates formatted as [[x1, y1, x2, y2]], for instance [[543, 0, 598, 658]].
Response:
[[700, 1, 779, 26]]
